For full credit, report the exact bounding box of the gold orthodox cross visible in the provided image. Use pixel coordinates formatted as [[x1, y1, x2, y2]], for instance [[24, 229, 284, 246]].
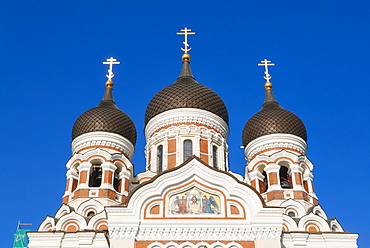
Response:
[[176, 27, 196, 53], [258, 59, 275, 82], [103, 57, 120, 81]]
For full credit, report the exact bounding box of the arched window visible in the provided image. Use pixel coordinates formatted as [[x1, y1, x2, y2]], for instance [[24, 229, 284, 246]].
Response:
[[87, 211, 95, 217], [157, 145, 163, 173], [89, 163, 102, 187], [261, 170, 268, 193], [213, 146, 218, 169], [183, 140, 193, 161], [113, 169, 121, 191], [279, 166, 292, 189], [71, 164, 79, 192], [287, 211, 296, 218], [331, 224, 338, 232]]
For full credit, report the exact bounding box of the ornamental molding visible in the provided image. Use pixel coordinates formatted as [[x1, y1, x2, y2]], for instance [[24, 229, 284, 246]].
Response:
[[147, 124, 226, 146], [131, 226, 281, 241], [72, 132, 134, 159], [145, 108, 229, 139], [109, 226, 139, 239], [27, 232, 65, 239], [321, 233, 359, 239], [245, 134, 307, 161]]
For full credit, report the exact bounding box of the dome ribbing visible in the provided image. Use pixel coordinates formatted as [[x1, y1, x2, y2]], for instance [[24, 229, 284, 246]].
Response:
[[242, 89, 306, 147], [72, 87, 137, 145], [145, 61, 229, 125]]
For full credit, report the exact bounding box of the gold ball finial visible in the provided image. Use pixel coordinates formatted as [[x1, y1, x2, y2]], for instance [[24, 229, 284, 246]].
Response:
[[106, 80, 114, 87], [264, 81, 272, 89], [182, 53, 191, 61]]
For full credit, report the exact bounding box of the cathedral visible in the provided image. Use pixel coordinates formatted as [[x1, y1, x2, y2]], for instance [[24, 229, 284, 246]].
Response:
[[27, 29, 358, 248]]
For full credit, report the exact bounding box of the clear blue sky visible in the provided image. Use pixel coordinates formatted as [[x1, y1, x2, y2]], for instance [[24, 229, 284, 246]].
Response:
[[1, 1, 368, 247]]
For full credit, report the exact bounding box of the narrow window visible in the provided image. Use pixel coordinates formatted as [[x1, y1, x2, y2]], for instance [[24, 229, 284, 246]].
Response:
[[89, 163, 102, 187], [113, 170, 120, 191], [212, 146, 218, 169], [157, 145, 163, 173], [279, 166, 292, 189], [261, 170, 268, 193], [183, 140, 193, 161]]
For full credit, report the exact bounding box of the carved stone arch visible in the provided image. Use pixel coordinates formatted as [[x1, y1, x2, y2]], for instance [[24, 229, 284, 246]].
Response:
[[226, 200, 246, 218], [145, 200, 163, 218], [269, 150, 298, 164], [329, 218, 344, 232], [112, 152, 133, 171], [282, 214, 299, 232], [76, 198, 105, 216], [311, 205, 328, 219], [196, 242, 210, 248], [300, 162, 310, 174], [298, 213, 331, 232], [38, 216, 56, 231], [54, 204, 73, 218], [66, 153, 83, 169], [227, 242, 243, 248], [210, 241, 226, 248], [55, 211, 87, 231], [87, 211, 107, 230], [299, 155, 314, 171], [82, 148, 111, 162], [280, 199, 306, 218], [181, 241, 195, 248], [164, 242, 180, 248], [147, 242, 164, 248]]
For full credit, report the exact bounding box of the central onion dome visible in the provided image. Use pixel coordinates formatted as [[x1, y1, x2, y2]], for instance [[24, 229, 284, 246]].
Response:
[[72, 84, 137, 145], [145, 61, 229, 125], [242, 85, 306, 147]]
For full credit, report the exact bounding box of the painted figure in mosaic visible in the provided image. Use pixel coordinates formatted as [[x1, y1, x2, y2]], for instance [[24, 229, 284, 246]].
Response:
[[177, 196, 188, 213], [189, 195, 201, 212], [202, 195, 213, 213]]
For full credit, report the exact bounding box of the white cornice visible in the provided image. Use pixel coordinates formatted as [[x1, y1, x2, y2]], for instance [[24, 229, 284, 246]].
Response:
[[109, 226, 281, 240], [72, 132, 135, 159], [145, 108, 229, 139], [245, 134, 307, 161]]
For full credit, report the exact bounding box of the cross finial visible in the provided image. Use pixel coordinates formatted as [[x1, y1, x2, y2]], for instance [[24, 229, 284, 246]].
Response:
[[258, 59, 275, 89], [103, 57, 120, 82], [177, 27, 195, 60]]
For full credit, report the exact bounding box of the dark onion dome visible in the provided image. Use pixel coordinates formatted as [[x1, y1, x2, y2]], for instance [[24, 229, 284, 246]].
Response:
[[72, 84, 137, 145], [145, 61, 229, 125], [242, 87, 307, 147]]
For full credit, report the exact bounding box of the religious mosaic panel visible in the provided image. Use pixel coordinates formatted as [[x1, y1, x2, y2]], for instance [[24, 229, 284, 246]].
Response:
[[168, 187, 221, 215]]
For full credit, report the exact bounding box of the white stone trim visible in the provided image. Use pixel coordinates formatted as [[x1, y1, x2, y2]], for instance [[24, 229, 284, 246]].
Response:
[[76, 198, 105, 216], [72, 132, 135, 159], [245, 134, 307, 161], [131, 226, 281, 241], [145, 108, 229, 139], [146, 241, 243, 248]]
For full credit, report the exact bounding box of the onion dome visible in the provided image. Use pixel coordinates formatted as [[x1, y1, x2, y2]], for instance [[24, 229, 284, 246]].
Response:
[[145, 61, 229, 125], [72, 82, 137, 145], [242, 84, 307, 147]]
